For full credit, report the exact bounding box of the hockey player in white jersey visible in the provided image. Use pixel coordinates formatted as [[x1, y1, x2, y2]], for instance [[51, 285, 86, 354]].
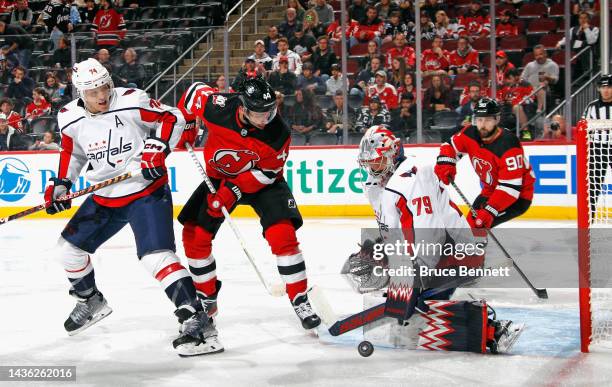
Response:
[[44, 58, 221, 357], [342, 126, 523, 354]]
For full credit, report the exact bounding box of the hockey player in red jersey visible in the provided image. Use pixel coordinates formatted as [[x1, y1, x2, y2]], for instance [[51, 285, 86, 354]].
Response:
[[434, 98, 534, 228], [176, 77, 321, 338]]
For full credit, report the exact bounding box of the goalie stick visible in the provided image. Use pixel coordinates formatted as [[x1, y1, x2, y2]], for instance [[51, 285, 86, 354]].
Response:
[[449, 181, 548, 299], [0, 170, 141, 226], [183, 143, 286, 297]]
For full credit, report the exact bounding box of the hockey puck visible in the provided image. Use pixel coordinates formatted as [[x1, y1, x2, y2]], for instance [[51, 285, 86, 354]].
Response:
[[358, 341, 374, 357]]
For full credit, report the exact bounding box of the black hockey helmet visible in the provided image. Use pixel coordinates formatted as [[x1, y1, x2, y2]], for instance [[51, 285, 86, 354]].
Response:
[[238, 76, 276, 113], [598, 74, 612, 87], [473, 97, 501, 117]]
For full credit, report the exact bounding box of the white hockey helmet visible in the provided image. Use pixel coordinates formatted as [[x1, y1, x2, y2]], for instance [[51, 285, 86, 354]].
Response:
[[72, 58, 113, 98], [358, 125, 401, 177]]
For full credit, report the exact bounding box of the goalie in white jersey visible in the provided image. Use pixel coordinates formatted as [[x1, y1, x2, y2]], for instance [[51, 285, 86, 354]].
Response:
[[341, 126, 523, 354], [45, 58, 221, 357]]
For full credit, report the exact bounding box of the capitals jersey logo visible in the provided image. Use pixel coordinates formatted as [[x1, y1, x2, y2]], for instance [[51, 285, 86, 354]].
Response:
[[209, 149, 260, 176], [472, 157, 493, 185]]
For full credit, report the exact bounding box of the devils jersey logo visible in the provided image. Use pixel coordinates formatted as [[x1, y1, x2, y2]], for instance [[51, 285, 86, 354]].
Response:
[[472, 157, 493, 185], [209, 149, 260, 176]]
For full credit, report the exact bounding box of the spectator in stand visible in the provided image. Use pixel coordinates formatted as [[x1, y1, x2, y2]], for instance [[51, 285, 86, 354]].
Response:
[[0, 21, 33, 69], [422, 0, 444, 21], [410, 11, 436, 41], [0, 0, 15, 13], [303, 9, 325, 38], [521, 45, 559, 113], [96, 48, 111, 66], [231, 58, 258, 90], [434, 10, 459, 40], [351, 5, 384, 48], [269, 56, 298, 95], [275, 91, 287, 118], [375, 0, 399, 20], [272, 37, 303, 75], [38, 0, 73, 50], [449, 36, 479, 75], [297, 62, 326, 95], [495, 50, 515, 87], [327, 12, 359, 46], [388, 57, 406, 89], [212, 74, 232, 92], [458, 0, 490, 38], [0, 54, 11, 84], [264, 26, 280, 57], [311, 35, 337, 79], [116, 48, 146, 88], [92, 0, 126, 51], [67, 0, 81, 26], [391, 92, 416, 138], [421, 36, 450, 76], [325, 89, 355, 135], [290, 27, 316, 64], [556, 11, 599, 50], [383, 11, 410, 43], [62, 67, 73, 102], [7, 66, 34, 100], [352, 56, 383, 96], [10, 0, 33, 30], [359, 40, 382, 70], [424, 74, 453, 112], [311, 0, 334, 28], [497, 68, 535, 135], [43, 71, 65, 104], [349, 0, 367, 24], [0, 98, 23, 133], [287, 88, 323, 136], [495, 9, 518, 38], [287, 0, 305, 22], [79, 0, 98, 24], [29, 131, 60, 151], [364, 70, 399, 110], [459, 79, 490, 105], [540, 114, 567, 141], [355, 95, 390, 132], [325, 63, 347, 95], [455, 80, 481, 128], [249, 40, 274, 73], [398, 0, 415, 26], [397, 72, 416, 100], [0, 113, 20, 151], [25, 87, 51, 122], [52, 36, 71, 68], [279, 7, 302, 41], [385, 32, 415, 70]]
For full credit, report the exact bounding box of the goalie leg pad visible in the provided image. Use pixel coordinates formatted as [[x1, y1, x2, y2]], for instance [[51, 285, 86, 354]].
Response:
[[141, 250, 198, 308], [265, 220, 307, 300], [57, 237, 96, 297], [182, 222, 217, 296]]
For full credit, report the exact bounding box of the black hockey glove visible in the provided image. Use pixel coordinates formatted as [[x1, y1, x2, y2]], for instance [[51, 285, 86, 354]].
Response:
[[44, 177, 73, 215]]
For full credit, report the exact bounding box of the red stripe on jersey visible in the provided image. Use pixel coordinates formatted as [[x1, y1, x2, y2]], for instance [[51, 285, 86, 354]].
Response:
[[155, 262, 185, 282], [139, 109, 177, 143], [65, 256, 91, 273], [58, 133, 74, 180], [396, 196, 415, 254], [449, 200, 463, 217], [92, 177, 166, 207]]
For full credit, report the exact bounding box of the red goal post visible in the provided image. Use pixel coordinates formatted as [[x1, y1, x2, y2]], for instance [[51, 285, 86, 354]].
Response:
[[576, 118, 612, 353]]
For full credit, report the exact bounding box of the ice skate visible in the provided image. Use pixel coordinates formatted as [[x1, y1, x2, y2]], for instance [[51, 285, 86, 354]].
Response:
[[292, 292, 321, 330], [488, 320, 525, 354], [173, 305, 224, 357], [64, 289, 113, 336]]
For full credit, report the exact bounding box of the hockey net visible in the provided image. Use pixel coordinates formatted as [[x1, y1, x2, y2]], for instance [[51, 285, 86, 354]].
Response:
[[577, 119, 612, 352]]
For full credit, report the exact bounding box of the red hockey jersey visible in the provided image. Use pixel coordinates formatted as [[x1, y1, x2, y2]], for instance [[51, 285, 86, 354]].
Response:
[[439, 125, 535, 214], [496, 22, 518, 37], [495, 62, 515, 86], [496, 80, 534, 107], [421, 49, 450, 72], [458, 11, 491, 36], [326, 19, 359, 40], [354, 19, 384, 41], [448, 49, 479, 71], [92, 8, 126, 46], [177, 83, 290, 194], [363, 83, 399, 110], [385, 46, 416, 69]]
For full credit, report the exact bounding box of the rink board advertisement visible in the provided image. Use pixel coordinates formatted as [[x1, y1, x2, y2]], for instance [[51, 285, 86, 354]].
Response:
[[0, 143, 585, 219]]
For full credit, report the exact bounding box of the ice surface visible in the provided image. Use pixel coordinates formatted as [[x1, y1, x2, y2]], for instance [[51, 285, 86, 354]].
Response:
[[1, 218, 611, 386]]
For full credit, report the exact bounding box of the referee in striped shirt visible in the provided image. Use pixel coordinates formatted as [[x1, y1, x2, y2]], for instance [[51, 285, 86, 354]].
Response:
[[583, 74, 612, 216]]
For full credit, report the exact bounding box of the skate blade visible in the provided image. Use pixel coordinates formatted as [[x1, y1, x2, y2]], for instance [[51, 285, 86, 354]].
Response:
[[67, 306, 113, 336], [496, 322, 525, 353], [176, 337, 224, 357]]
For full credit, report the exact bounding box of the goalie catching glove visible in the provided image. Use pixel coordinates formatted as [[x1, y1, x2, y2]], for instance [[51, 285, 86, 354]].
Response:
[[341, 238, 390, 293]]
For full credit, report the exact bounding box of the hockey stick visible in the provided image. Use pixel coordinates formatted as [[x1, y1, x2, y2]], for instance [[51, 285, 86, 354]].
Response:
[[449, 180, 548, 299], [183, 143, 286, 297], [0, 169, 142, 226]]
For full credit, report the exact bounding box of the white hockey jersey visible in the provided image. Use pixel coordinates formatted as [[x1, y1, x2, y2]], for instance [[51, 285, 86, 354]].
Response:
[[56, 87, 186, 207], [365, 156, 475, 268]]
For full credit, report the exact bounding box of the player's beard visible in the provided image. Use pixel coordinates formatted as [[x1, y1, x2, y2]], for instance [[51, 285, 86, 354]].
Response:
[[478, 125, 498, 141]]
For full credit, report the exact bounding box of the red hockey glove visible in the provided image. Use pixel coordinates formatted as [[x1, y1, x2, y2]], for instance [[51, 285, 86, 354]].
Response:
[[434, 155, 457, 185], [141, 137, 170, 180], [175, 120, 197, 150], [467, 208, 495, 229], [206, 181, 242, 218], [44, 177, 73, 215]]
